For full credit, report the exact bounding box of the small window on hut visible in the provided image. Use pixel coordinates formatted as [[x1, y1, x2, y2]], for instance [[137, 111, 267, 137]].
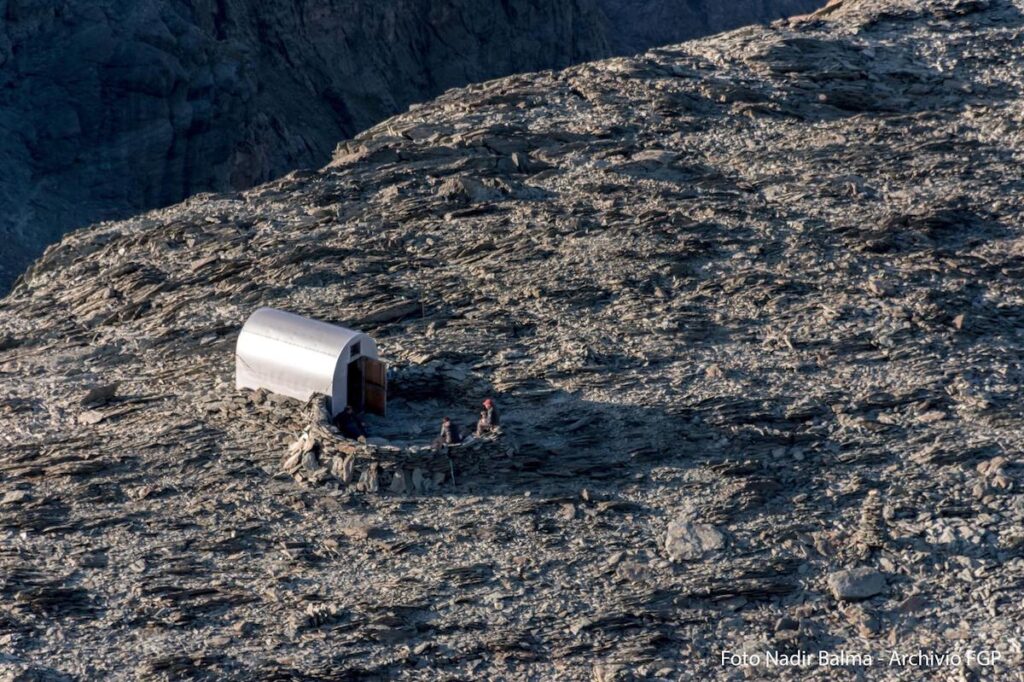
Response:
[[350, 341, 361, 357]]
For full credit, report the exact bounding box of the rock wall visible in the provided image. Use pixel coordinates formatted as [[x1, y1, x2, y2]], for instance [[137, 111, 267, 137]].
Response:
[[0, 0, 608, 288], [599, 0, 823, 55], [0, 0, 821, 290]]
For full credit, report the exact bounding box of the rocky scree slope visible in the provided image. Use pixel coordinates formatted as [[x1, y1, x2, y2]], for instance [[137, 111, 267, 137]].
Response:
[[0, 0, 823, 292], [3, 0, 1024, 679]]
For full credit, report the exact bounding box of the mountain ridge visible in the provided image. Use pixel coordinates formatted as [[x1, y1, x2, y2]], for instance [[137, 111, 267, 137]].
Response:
[[0, 0, 823, 290], [2, 0, 1023, 678]]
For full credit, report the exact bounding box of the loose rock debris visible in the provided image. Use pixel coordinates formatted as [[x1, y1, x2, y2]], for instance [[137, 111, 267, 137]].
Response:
[[2, 0, 1024, 678]]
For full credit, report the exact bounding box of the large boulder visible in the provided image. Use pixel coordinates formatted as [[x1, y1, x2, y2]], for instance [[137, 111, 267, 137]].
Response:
[[828, 568, 887, 601], [665, 519, 726, 562]]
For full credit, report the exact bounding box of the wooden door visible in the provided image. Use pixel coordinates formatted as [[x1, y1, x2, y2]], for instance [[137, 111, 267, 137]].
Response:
[[361, 358, 387, 416]]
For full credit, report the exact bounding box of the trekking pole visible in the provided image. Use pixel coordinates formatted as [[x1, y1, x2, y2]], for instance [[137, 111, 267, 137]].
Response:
[[449, 456, 456, 492]]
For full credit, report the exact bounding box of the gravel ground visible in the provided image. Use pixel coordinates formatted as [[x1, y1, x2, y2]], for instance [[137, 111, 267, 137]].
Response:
[[1, 0, 1023, 679]]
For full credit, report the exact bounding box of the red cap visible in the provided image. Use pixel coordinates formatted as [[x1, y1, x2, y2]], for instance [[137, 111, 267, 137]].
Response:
[[483, 398, 494, 407]]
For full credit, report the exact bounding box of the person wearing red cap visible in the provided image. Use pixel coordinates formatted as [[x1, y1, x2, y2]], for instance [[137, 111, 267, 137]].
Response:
[[475, 397, 501, 436]]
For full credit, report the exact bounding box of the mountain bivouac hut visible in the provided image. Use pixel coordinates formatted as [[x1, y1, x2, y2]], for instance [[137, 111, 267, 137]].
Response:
[[235, 308, 386, 417]]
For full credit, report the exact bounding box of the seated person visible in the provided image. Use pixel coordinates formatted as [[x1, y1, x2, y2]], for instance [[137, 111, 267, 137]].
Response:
[[334, 405, 367, 440], [475, 398, 500, 436], [432, 416, 462, 449]]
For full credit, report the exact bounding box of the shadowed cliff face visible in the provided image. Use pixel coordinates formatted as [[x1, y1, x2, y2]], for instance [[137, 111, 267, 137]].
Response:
[[599, 0, 822, 55], [0, 0, 820, 290], [0, 0, 609, 289]]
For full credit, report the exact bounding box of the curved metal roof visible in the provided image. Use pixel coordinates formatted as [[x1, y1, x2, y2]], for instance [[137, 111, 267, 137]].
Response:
[[239, 307, 365, 360], [235, 308, 376, 410]]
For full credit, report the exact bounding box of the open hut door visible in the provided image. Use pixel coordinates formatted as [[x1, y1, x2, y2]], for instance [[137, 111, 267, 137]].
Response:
[[361, 357, 387, 416]]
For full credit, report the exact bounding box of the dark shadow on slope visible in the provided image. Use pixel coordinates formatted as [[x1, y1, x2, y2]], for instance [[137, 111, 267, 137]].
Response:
[[194, 352, 1016, 679], [840, 206, 1009, 256], [747, 0, 1024, 121], [235, 357, 912, 536]]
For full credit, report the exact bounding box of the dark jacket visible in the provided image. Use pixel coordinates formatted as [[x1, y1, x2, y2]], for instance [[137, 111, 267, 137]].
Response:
[[440, 421, 462, 445]]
